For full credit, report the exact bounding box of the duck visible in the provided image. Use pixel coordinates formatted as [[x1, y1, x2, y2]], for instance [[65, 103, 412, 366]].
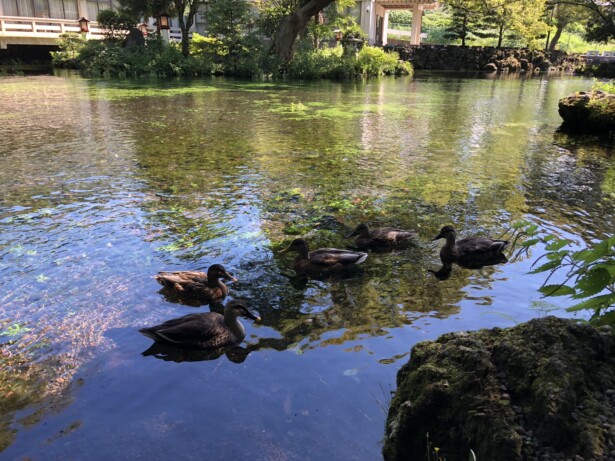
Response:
[[154, 264, 237, 304], [139, 299, 260, 349], [279, 238, 368, 275], [432, 225, 509, 268], [347, 223, 417, 249]]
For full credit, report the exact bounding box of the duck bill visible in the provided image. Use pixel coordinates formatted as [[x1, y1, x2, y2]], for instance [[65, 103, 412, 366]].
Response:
[[346, 229, 359, 238], [279, 245, 291, 254], [432, 233, 444, 241], [245, 311, 261, 321], [223, 271, 237, 283]]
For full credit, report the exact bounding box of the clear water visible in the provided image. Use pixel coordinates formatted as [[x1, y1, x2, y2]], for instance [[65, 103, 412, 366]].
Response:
[[0, 72, 613, 460]]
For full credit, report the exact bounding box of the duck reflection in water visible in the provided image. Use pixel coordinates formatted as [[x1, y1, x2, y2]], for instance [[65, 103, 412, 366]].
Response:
[[141, 342, 254, 363], [139, 299, 260, 353], [430, 226, 509, 280]]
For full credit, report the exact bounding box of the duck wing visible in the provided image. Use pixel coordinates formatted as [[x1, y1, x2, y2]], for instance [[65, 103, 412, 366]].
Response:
[[309, 248, 368, 266], [457, 237, 508, 254], [371, 228, 417, 244], [139, 312, 231, 348], [155, 271, 208, 288]]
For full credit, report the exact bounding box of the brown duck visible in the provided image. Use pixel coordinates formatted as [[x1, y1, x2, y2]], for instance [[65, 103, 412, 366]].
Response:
[[347, 223, 417, 249], [432, 225, 509, 269], [139, 299, 260, 349], [154, 264, 237, 303], [280, 238, 368, 275]]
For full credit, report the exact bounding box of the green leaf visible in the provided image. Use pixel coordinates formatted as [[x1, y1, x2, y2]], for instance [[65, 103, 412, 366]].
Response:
[[530, 259, 562, 274], [573, 241, 610, 263], [593, 261, 615, 277], [566, 294, 615, 312], [589, 310, 615, 327], [539, 284, 576, 297], [545, 239, 570, 251], [547, 250, 569, 260], [573, 268, 611, 298], [522, 238, 541, 248]]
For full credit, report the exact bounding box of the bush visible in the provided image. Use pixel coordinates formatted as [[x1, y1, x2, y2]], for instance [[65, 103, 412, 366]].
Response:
[[287, 45, 413, 79], [51, 33, 87, 68], [96, 9, 136, 39], [75, 37, 215, 77], [593, 79, 615, 94]]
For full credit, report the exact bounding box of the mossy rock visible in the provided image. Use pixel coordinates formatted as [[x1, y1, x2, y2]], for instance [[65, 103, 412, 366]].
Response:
[[383, 317, 615, 461], [558, 90, 615, 133]]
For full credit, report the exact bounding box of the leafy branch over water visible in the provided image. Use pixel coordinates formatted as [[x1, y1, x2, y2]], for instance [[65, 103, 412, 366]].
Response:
[[511, 222, 615, 325]]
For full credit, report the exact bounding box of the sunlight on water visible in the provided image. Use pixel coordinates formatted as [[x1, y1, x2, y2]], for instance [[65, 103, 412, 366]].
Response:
[[0, 73, 613, 459]]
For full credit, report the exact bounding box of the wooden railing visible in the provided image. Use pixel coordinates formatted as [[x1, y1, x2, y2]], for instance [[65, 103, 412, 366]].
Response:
[[0, 16, 192, 42], [0, 16, 105, 39]]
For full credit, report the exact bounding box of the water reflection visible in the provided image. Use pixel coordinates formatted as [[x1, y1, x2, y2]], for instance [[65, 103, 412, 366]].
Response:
[[1, 73, 613, 458]]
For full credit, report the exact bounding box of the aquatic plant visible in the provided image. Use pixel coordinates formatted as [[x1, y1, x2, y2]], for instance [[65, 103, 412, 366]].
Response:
[[512, 222, 615, 325]]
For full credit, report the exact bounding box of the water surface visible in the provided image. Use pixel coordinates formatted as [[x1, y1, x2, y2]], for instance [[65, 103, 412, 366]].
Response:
[[0, 72, 613, 460]]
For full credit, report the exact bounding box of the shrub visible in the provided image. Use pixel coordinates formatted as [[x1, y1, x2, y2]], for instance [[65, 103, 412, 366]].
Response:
[[356, 46, 407, 76], [51, 33, 87, 68], [593, 79, 615, 94], [96, 9, 136, 39], [75, 37, 215, 77]]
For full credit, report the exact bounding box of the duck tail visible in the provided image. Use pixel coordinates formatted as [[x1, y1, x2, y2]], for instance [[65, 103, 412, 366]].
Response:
[[139, 328, 160, 342], [356, 252, 368, 264]]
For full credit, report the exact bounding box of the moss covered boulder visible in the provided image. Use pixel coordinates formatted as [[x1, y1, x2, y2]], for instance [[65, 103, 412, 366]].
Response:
[[383, 317, 615, 461], [558, 90, 615, 133]]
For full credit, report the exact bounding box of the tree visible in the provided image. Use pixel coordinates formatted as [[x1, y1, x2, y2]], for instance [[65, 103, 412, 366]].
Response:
[[442, 1, 483, 46], [119, 0, 202, 56], [269, 0, 336, 62], [97, 9, 137, 39], [543, 0, 590, 50], [205, 0, 261, 74]]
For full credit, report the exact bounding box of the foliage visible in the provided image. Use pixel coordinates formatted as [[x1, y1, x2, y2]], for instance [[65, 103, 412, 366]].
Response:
[[593, 79, 615, 94], [75, 36, 214, 77], [356, 46, 407, 76], [97, 8, 137, 39], [285, 45, 411, 79], [203, 0, 262, 76], [51, 33, 87, 68], [513, 222, 615, 326], [442, 2, 483, 46]]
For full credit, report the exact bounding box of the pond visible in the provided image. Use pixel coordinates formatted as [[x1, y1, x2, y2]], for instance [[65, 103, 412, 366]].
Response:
[[0, 72, 613, 460]]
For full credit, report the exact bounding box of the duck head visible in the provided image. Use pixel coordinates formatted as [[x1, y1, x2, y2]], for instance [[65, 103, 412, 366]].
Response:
[[432, 225, 456, 241], [279, 238, 309, 255], [208, 264, 238, 282], [346, 223, 369, 238], [225, 299, 261, 321]]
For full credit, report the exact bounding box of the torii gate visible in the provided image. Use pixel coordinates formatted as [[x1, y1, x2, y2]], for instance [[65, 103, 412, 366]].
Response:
[[359, 0, 440, 46]]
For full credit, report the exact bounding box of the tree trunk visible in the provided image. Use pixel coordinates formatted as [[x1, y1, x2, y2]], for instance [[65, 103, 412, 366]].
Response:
[[270, 0, 335, 62], [549, 24, 565, 52], [497, 24, 504, 48]]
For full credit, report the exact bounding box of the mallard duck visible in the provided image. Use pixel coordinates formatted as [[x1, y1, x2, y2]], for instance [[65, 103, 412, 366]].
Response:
[[154, 264, 237, 303], [347, 223, 417, 249], [432, 225, 509, 268], [139, 299, 260, 349], [280, 238, 368, 274]]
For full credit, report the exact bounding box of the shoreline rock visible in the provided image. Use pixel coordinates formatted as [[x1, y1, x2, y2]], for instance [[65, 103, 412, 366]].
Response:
[[383, 317, 615, 461], [558, 90, 615, 133]]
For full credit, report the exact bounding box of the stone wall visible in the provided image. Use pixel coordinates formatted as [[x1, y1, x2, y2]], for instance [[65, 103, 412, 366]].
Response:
[[385, 42, 583, 73]]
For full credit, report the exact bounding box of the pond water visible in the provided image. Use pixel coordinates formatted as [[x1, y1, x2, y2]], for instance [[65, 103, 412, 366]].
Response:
[[0, 72, 614, 460]]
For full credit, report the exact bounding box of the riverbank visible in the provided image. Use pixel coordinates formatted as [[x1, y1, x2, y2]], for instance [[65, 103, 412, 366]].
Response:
[[386, 42, 582, 73]]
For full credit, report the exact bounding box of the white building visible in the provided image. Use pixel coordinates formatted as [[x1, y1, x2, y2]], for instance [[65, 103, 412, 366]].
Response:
[[0, 0, 438, 54]]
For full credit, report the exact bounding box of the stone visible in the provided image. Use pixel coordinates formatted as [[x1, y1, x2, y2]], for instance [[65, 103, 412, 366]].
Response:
[[558, 90, 615, 133], [383, 317, 615, 461], [484, 62, 498, 72]]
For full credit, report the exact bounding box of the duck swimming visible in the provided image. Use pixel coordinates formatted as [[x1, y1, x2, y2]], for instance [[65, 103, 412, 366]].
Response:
[[139, 299, 260, 349], [432, 225, 509, 268], [347, 223, 417, 249], [280, 238, 368, 275], [154, 264, 237, 304]]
